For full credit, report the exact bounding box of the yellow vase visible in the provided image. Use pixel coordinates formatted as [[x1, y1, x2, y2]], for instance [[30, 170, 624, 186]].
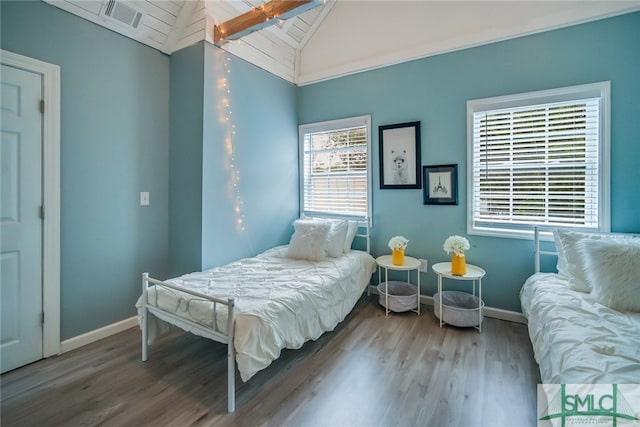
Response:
[[392, 248, 405, 266], [451, 253, 467, 276]]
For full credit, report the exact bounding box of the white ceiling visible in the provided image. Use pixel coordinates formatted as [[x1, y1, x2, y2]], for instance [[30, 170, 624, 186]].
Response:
[[299, 1, 640, 84], [45, 0, 640, 85]]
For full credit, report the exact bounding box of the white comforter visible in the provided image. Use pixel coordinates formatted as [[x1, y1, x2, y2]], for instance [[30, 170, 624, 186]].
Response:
[[137, 246, 375, 382], [520, 272, 640, 384]]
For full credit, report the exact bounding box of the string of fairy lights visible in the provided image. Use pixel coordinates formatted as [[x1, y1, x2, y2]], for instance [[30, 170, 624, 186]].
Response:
[[214, 1, 330, 233], [219, 54, 245, 232]]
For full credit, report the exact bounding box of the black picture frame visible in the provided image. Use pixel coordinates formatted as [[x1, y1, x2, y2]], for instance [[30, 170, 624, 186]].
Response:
[[423, 164, 458, 205], [379, 121, 421, 189]]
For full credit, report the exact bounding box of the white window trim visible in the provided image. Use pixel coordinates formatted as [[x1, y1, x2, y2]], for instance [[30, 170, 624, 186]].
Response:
[[466, 82, 610, 240], [298, 115, 372, 225]]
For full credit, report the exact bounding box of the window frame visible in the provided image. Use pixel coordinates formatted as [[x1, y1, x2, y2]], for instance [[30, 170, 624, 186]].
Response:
[[466, 82, 611, 240], [298, 115, 372, 224]]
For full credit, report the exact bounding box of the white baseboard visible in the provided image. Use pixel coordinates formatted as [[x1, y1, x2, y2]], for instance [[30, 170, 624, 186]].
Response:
[[367, 285, 527, 324], [61, 316, 138, 353], [482, 305, 527, 324]]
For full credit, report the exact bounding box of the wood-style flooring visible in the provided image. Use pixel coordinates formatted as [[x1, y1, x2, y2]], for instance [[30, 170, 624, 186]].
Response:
[[1, 296, 540, 427]]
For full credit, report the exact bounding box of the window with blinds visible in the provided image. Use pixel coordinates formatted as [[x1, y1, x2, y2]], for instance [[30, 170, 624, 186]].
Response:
[[467, 82, 610, 238], [299, 115, 371, 221]]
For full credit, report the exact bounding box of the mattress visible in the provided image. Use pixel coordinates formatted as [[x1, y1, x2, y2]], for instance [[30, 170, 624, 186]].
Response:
[[520, 272, 640, 384], [137, 246, 376, 382]]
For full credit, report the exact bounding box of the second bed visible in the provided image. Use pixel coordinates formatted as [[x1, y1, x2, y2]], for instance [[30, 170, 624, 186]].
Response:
[[137, 219, 375, 412]]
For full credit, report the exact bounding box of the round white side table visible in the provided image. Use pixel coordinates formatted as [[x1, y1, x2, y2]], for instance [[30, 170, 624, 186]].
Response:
[[376, 255, 421, 316], [432, 262, 486, 332]]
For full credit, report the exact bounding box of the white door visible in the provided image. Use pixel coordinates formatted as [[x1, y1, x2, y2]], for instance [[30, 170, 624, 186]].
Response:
[[1, 63, 44, 373]]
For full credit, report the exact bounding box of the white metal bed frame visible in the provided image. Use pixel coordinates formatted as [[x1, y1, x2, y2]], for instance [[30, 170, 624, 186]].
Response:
[[533, 226, 558, 273], [533, 226, 640, 273], [140, 219, 371, 413]]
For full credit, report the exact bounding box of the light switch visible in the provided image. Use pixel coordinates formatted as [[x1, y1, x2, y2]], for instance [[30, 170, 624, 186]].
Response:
[[140, 192, 150, 206]]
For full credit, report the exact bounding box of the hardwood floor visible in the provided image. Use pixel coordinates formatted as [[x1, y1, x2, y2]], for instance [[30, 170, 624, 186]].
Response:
[[1, 296, 540, 426]]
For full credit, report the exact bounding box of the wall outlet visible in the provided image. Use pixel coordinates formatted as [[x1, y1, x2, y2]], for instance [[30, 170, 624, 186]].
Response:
[[140, 191, 150, 206], [419, 258, 429, 272]]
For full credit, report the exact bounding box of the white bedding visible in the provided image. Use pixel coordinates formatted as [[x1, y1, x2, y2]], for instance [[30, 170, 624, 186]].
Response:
[[520, 272, 640, 384], [137, 246, 376, 382]]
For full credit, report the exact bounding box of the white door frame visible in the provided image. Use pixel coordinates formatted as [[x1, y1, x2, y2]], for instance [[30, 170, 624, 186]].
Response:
[[1, 49, 60, 357]]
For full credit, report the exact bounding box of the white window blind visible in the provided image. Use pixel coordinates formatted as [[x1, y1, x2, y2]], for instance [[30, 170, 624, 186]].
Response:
[[468, 82, 610, 238], [299, 116, 371, 220]]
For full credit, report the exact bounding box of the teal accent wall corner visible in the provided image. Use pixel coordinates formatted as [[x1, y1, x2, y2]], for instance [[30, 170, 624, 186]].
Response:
[[168, 43, 298, 275], [1, 1, 170, 339], [200, 44, 298, 269], [297, 11, 640, 312], [169, 43, 205, 277]]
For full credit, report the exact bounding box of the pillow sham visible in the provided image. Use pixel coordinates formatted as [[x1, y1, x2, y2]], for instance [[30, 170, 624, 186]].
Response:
[[325, 220, 349, 257], [555, 229, 637, 293], [343, 220, 359, 253], [580, 237, 640, 312], [287, 220, 330, 261], [554, 230, 593, 292]]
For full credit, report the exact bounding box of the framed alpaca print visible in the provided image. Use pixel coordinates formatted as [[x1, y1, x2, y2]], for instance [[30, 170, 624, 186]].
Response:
[[423, 164, 458, 205], [379, 121, 421, 189]]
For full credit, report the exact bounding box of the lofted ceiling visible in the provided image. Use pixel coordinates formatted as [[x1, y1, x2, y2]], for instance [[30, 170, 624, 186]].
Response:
[[44, 0, 640, 85]]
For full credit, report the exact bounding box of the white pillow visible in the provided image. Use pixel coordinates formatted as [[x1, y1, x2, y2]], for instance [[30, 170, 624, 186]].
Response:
[[343, 221, 358, 253], [581, 237, 640, 312], [325, 220, 348, 257], [554, 230, 593, 292], [287, 220, 330, 261], [555, 229, 637, 293]]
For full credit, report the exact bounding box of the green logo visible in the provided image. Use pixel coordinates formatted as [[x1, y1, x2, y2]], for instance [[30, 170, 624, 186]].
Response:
[[538, 384, 640, 427]]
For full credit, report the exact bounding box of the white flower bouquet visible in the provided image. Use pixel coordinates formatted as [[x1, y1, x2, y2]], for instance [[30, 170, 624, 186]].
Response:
[[388, 236, 409, 251], [443, 235, 470, 256]]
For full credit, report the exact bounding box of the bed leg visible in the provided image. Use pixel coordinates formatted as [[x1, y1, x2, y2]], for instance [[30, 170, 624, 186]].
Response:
[[141, 310, 148, 362], [142, 273, 149, 362], [227, 298, 236, 413], [228, 339, 235, 413]]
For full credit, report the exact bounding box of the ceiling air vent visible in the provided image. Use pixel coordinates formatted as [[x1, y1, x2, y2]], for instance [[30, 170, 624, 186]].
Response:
[[101, 0, 144, 30]]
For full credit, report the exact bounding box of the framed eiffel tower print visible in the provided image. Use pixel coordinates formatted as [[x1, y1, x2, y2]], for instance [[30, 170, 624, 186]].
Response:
[[423, 164, 458, 205]]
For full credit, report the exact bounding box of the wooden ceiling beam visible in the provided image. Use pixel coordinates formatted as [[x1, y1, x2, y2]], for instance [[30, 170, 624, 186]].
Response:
[[214, 0, 317, 46]]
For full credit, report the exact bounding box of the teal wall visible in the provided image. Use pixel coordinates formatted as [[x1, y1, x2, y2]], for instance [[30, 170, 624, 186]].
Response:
[[1, 1, 170, 339], [169, 43, 299, 275], [169, 44, 204, 277], [297, 12, 640, 311], [201, 44, 298, 269]]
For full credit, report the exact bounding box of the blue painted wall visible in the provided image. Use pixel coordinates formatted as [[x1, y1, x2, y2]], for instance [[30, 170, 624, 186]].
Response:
[[201, 44, 298, 269], [168, 43, 299, 275], [169, 43, 204, 277], [1, 1, 170, 339], [297, 12, 640, 312]]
